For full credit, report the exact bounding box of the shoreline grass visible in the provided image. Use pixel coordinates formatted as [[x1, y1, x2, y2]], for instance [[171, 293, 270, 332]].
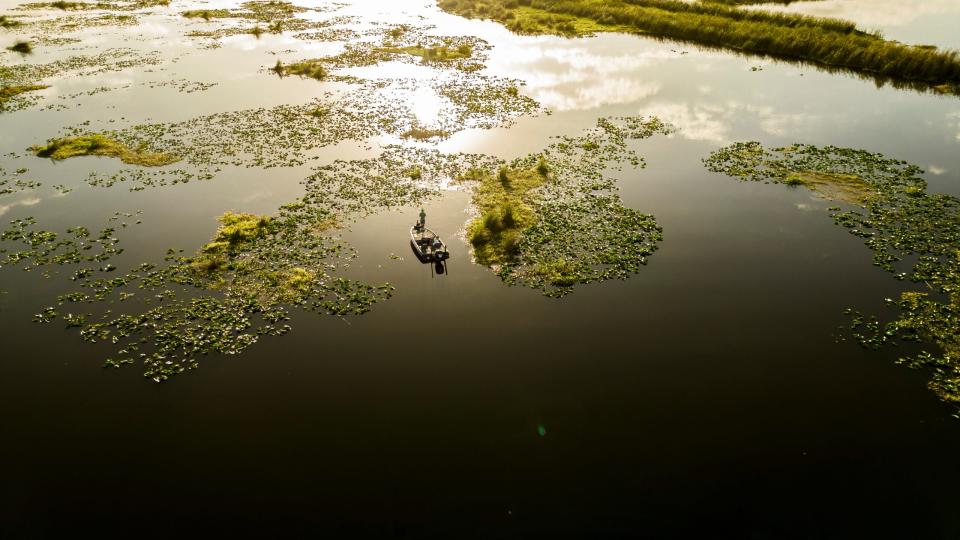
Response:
[[438, 0, 960, 92], [32, 134, 179, 166]]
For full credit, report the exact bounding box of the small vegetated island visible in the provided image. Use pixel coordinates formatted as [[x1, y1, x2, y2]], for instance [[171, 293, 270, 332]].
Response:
[[438, 0, 960, 94]]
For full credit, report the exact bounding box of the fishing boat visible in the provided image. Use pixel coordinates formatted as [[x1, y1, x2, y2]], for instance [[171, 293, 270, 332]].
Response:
[[410, 223, 450, 263]]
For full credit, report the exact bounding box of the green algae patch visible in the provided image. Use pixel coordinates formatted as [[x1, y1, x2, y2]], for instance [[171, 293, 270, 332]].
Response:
[[438, 0, 960, 93], [706, 141, 960, 416], [32, 134, 179, 166]]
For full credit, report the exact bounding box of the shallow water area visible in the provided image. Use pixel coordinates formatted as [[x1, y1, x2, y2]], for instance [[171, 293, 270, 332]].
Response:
[[2, 0, 960, 537]]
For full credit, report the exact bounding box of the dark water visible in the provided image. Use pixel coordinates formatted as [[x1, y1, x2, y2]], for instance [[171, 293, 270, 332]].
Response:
[[2, 0, 960, 537]]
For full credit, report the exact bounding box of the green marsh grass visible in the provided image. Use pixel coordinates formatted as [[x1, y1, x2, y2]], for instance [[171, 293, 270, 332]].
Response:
[[466, 164, 549, 265], [439, 0, 960, 90]]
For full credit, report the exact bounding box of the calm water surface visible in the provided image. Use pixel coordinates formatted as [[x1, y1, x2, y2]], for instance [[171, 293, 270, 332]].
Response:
[[2, 0, 960, 537]]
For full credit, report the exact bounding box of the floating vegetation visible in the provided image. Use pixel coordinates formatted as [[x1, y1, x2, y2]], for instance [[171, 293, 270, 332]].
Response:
[[465, 116, 673, 296], [374, 35, 487, 72], [181, 9, 231, 20], [18, 0, 170, 10], [0, 15, 22, 28], [6, 40, 32, 54], [60, 71, 540, 190], [0, 84, 47, 110], [706, 142, 960, 415], [142, 78, 216, 94], [401, 125, 448, 141], [0, 48, 162, 112], [179, 0, 344, 45], [276, 59, 328, 80], [19, 113, 669, 379], [438, 0, 960, 93], [1, 213, 137, 272], [58, 195, 417, 380], [32, 134, 179, 167], [0, 166, 40, 196]]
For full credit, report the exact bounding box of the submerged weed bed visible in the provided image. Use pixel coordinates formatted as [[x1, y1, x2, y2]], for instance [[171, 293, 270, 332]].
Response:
[[706, 142, 960, 415]]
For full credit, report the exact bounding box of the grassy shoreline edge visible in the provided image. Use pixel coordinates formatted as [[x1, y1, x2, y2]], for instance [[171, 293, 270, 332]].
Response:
[[438, 0, 960, 94]]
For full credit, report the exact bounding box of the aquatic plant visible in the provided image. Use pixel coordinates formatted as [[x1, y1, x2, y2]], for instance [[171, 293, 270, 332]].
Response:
[[438, 0, 960, 92], [0, 15, 22, 28], [49, 1, 85, 9], [401, 126, 447, 140], [377, 44, 473, 63], [7, 40, 32, 53], [467, 165, 545, 265], [182, 9, 229, 20], [1, 214, 136, 272], [0, 84, 48, 109], [463, 116, 673, 296], [32, 134, 179, 166], [706, 142, 960, 415], [278, 59, 328, 80]]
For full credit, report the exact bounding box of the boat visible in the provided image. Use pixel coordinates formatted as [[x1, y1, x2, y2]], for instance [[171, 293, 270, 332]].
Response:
[[410, 223, 450, 263]]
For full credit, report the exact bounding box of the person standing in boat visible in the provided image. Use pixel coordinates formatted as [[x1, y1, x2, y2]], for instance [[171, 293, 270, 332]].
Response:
[[418, 208, 426, 230]]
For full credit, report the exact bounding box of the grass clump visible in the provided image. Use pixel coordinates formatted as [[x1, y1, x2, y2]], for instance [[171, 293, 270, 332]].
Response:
[[438, 0, 960, 90], [378, 44, 473, 62], [200, 211, 272, 256], [182, 9, 230, 20], [50, 1, 84, 9], [705, 142, 877, 205], [401, 126, 448, 140], [276, 59, 328, 80], [531, 258, 578, 287], [466, 165, 547, 265], [0, 16, 22, 28], [32, 134, 179, 166], [7, 40, 32, 54], [0, 84, 48, 106]]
